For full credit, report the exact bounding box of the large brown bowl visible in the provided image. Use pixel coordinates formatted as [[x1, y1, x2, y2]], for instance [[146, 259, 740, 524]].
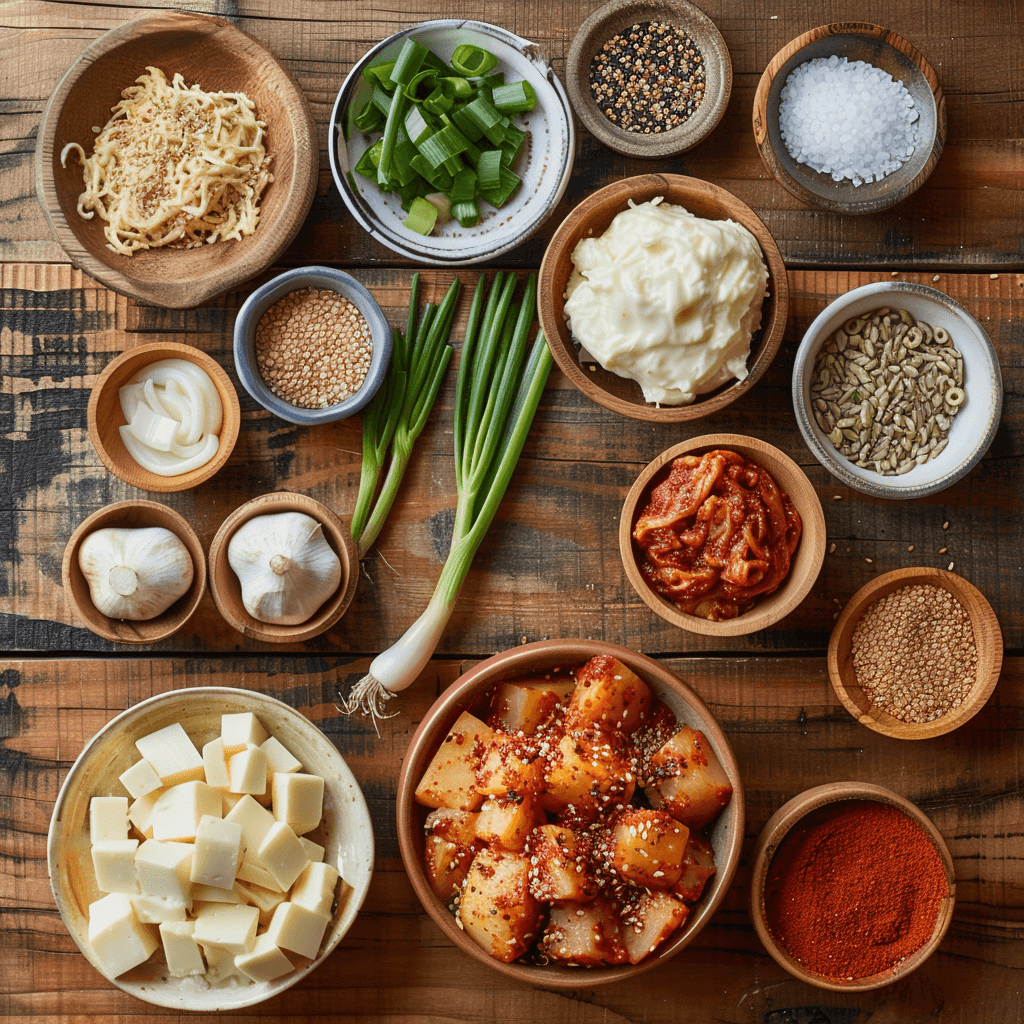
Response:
[[396, 638, 745, 989], [35, 10, 318, 308], [538, 173, 788, 422], [619, 435, 826, 636]]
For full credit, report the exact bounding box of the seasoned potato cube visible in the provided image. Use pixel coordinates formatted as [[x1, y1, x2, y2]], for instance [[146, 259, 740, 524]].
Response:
[[672, 830, 717, 903], [414, 712, 493, 811], [645, 725, 733, 830], [542, 731, 635, 821], [525, 824, 596, 903], [565, 656, 653, 736], [539, 897, 627, 966], [423, 809, 483, 902], [620, 890, 689, 964], [607, 808, 688, 889], [459, 848, 541, 963], [425, 808, 480, 847], [476, 739, 543, 797], [487, 678, 570, 734], [474, 794, 543, 851]]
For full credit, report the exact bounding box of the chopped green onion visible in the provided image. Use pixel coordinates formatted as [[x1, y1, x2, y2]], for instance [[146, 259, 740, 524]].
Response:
[[403, 195, 438, 234], [423, 84, 453, 115], [449, 167, 477, 203], [462, 96, 504, 144], [450, 43, 498, 77], [452, 199, 480, 227], [441, 76, 474, 99], [370, 83, 394, 117], [391, 38, 430, 85], [354, 99, 385, 134], [499, 124, 526, 164], [491, 80, 537, 115], [449, 105, 485, 143], [362, 61, 396, 89], [401, 68, 437, 101], [376, 88, 410, 186], [417, 123, 471, 169], [409, 153, 453, 192], [424, 192, 452, 225], [476, 149, 502, 191], [403, 106, 434, 146], [480, 165, 521, 207]]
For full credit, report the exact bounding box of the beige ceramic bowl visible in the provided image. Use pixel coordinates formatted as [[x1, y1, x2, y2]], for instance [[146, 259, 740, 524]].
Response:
[[750, 781, 955, 991], [396, 638, 745, 988], [619, 434, 826, 636], [47, 686, 374, 1010], [62, 499, 206, 644], [88, 341, 241, 493], [828, 567, 1003, 739], [208, 491, 358, 644]]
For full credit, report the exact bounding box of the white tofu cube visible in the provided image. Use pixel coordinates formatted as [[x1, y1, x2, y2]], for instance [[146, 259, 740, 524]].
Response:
[[128, 790, 162, 839], [221, 713, 268, 756], [289, 861, 339, 916], [234, 879, 287, 919], [201, 942, 246, 983], [271, 773, 324, 835], [130, 893, 189, 923], [135, 839, 193, 901], [135, 723, 205, 786], [229, 746, 268, 796], [87, 892, 158, 977], [191, 882, 245, 904], [91, 839, 139, 894], [159, 920, 206, 978], [119, 759, 162, 800], [90, 796, 128, 843], [192, 902, 258, 955], [235, 933, 294, 982], [190, 815, 243, 889], [258, 821, 310, 891], [266, 902, 330, 959], [150, 781, 221, 842], [224, 794, 276, 861], [202, 737, 231, 790], [236, 856, 285, 893], [260, 736, 302, 774], [299, 837, 325, 863]]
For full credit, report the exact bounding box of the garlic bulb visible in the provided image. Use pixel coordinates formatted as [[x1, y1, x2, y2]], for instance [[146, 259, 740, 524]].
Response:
[[79, 527, 194, 620], [227, 512, 342, 625]]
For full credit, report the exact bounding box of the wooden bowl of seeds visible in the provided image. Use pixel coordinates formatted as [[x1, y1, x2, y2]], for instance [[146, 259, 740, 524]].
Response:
[[233, 266, 392, 426], [828, 567, 1003, 739], [792, 281, 1003, 499]]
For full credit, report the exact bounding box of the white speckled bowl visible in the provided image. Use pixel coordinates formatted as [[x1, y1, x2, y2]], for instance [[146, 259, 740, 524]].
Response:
[[329, 19, 575, 265], [793, 282, 1003, 498], [47, 687, 374, 1010]]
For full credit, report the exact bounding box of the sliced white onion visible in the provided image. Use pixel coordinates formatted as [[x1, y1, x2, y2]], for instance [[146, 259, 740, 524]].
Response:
[[126, 401, 178, 452], [170, 433, 218, 461], [118, 382, 146, 423], [169, 376, 210, 443], [119, 425, 221, 476], [153, 385, 195, 446], [130, 359, 222, 434]]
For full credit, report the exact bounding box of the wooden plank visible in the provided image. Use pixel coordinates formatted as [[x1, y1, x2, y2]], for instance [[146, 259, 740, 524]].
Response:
[[1, 0, 1023, 269], [2, 265, 1021, 656], [1, 654, 1020, 1021]]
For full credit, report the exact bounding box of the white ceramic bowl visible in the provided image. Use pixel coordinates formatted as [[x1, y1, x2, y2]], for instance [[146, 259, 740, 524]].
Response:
[[792, 282, 1002, 498], [47, 687, 374, 1010], [329, 19, 574, 265]]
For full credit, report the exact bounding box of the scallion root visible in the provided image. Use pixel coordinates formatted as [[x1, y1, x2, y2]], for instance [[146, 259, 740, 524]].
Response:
[[335, 672, 399, 734]]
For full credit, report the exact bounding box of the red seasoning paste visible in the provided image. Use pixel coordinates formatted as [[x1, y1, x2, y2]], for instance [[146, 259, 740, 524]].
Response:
[[632, 450, 802, 621]]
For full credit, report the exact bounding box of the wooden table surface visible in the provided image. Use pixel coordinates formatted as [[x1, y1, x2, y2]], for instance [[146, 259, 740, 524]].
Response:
[[2, 2, 1022, 1022]]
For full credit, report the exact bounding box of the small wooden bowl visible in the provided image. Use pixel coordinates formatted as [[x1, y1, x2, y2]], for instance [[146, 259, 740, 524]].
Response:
[[87, 341, 240, 493], [208, 491, 358, 644], [750, 781, 956, 991], [62, 500, 206, 644], [396, 638, 745, 988], [35, 10, 318, 308], [565, 0, 732, 158], [48, 686, 374, 1009], [619, 434, 826, 636], [752, 23, 945, 215], [538, 174, 788, 422], [828, 567, 1003, 739]]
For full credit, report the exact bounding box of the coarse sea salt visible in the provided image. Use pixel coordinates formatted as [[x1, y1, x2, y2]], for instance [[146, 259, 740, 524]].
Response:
[[778, 55, 921, 186]]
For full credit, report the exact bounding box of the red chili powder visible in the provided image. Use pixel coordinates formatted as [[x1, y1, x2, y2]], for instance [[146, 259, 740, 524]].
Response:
[[763, 799, 950, 981]]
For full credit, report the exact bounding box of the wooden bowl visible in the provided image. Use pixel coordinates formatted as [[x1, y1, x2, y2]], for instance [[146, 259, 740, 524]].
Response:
[[35, 10, 318, 308], [565, 0, 732, 158], [619, 434, 826, 636], [752, 23, 945, 215], [47, 686, 374, 1009], [396, 638, 745, 989], [537, 174, 788, 422], [749, 781, 955, 991], [208, 491, 358, 644], [87, 341, 240, 493], [828, 567, 1003, 739], [62, 500, 206, 644]]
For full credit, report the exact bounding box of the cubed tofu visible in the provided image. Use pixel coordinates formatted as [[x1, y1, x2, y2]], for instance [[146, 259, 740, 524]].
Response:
[[128, 790, 162, 839], [236, 856, 285, 893], [202, 737, 231, 791], [476, 739, 543, 797], [91, 839, 140, 894], [260, 736, 302, 774], [620, 890, 689, 964], [271, 772, 324, 835], [235, 933, 294, 982], [290, 861, 339, 916], [192, 902, 259, 956], [160, 920, 206, 977], [190, 815, 244, 889], [414, 711, 493, 811], [234, 879, 288, 922], [525, 824, 596, 903], [90, 796, 129, 843], [542, 731, 635, 820], [135, 839, 193, 901], [474, 794, 543, 851], [672, 830, 717, 903], [135, 723, 205, 786], [87, 892, 159, 977], [565, 655, 653, 736], [228, 746, 268, 796], [266, 902, 330, 959], [130, 893, 189, 924], [150, 781, 222, 842], [258, 821, 310, 891], [645, 725, 733, 831], [487, 678, 570, 734], [191, 883, 245, 904], [539, 897, 627, 966], [119, 760, 163, 800], [458, 848, 540, 963], [224, 794, 276, 861], [299, 836, 325, 863], [607, 808, 689, 889], [221, 712, 268, 756]]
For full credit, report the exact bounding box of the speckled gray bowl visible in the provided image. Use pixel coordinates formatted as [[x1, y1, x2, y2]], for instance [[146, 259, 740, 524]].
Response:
[[792, 282, 1002, 499], [233, 266, 392, 426]]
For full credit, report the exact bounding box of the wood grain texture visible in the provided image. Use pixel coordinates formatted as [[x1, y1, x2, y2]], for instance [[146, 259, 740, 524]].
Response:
[[1, 654, 1020, 1021], [2, 264, 1022, 657]]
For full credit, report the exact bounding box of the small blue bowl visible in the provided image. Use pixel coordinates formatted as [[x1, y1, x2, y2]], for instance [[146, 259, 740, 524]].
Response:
[[233, 266, 392, 425]]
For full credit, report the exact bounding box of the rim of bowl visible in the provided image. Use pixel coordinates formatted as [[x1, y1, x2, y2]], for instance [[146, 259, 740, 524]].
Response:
[[395, 637, 746, 989], [619, 435, 826, 636], [328, 19, 575, 266], [749, 781, 955, 991], [47, 686, 375, 1010], [792, 281, 1003, 498], [233, 266, 392, 425]]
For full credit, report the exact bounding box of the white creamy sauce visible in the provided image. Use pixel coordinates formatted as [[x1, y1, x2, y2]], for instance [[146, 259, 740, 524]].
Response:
[[564, 198, 768, 405]]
